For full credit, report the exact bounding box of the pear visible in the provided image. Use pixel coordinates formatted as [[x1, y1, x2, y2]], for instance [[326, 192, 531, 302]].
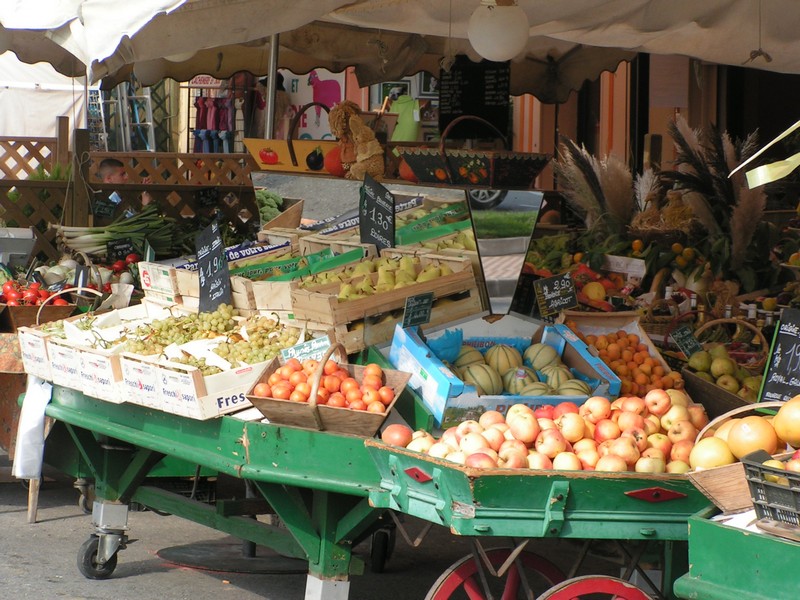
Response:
[[708, 343, 730, 360], [338, 283, 356, 301], [710, 357, 737, 379], [687, 350, 711, 373], [377, 266, 396, 287], [352, 261, 374, 275], [416, 266, 441, 283], [439, 263, 454, 276], [356, 276, 375, 296], [399, 256, 417, 276], [395, 270, 416, 285]]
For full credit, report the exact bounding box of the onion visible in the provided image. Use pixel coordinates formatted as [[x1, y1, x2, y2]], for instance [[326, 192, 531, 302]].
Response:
[[58, 257, 78, 270], [118, 272, 134, 285]]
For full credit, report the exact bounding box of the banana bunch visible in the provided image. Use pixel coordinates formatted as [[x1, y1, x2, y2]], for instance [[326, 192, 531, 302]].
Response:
[[337, 256, 455, 301], [419, 229, 477, 252]]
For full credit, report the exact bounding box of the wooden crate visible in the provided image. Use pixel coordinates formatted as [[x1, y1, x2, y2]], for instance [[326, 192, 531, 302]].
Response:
[[299, 234, 378, 258], [682, 368, 750, 419], [0, 303, 77, 332], [260, 197, 304, 230], [687, 462, 752, 514], [291, 254, 477, 326], [175, 272, 256, 312], [246, 347, 411, 436]]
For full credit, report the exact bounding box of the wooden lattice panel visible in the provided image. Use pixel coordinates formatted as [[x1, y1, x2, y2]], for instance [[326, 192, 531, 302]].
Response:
[[0, 181, 68, 262], [0, 137, 56, 180], [87, 152, 255, 186]]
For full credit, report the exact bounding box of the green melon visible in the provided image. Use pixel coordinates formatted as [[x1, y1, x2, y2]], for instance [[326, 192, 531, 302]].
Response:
[[545, 367, 573, 389], [462, 363, 503, 396], [556, 379, 592, 396], [485, 344, 523, 375], [453, 345, 485, 369], [523, 343, 560, 370], [518, 381, 554, 396], [502, 366, 539, 394]]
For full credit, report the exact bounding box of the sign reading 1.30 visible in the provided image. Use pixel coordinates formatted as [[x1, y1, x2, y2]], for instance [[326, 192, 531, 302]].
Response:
[[359, 174, 395, 251]]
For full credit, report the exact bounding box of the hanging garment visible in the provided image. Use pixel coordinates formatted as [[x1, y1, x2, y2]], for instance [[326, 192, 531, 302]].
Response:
[[216, 98, 229, 131], [194, 93, 208, 130], [390, 95, 421, 142], [205, 97, 218, 131]]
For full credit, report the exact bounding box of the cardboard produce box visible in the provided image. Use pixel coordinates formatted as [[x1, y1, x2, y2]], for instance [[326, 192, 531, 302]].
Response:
[[388, 314, 621, 428]]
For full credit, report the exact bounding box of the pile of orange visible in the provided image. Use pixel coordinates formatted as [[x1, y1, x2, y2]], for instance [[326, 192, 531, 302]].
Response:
[[577, 329, 684, 396], [251, 358, 395, 413]]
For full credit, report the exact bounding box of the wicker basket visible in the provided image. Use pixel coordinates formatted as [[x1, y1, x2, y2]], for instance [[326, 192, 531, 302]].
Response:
[[396, 115, 550, 189], [639, 298, 681, 339], [694, 318, 769, 373]]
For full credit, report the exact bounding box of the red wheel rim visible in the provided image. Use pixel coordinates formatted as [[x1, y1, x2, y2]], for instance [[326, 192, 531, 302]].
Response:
[[537, 575, 655, 600]]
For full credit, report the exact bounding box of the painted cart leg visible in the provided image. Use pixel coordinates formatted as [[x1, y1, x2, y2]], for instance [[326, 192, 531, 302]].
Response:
[[253, 481, 382, 600]]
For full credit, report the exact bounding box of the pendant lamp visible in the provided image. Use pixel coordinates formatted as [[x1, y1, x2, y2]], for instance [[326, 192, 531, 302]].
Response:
[[467, 0, 530, 62]]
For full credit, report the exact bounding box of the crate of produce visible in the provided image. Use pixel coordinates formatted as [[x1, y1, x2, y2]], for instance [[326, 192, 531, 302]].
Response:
[[298, 235, 378, 258], [742, 448, 800, 536], [175, 272, 256, 312], [0, 303, 77, 332], [290, 253, 478, 326], [246, 343, 411, 436]]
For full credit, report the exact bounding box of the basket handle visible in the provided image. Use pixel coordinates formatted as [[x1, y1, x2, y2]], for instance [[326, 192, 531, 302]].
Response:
[[694, 317, 769, 352], [306, 342, 348, 430], [644, 298, 680, 322], [35, 286, 103, 325], [287, 102, 331, 167], [438, 115, 509, 184], [696, 401, 785, 442]]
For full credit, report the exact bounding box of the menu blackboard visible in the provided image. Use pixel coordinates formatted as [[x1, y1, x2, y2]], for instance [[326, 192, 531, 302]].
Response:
[[438, 56, 510, 139], [107, 238, 135, 262], [670, 325, 704, 358], [533, 273, 578, 317], [196, 220, 231, 313], [761, 307, 800, 402], [359, 174, 395, 251], [403, 292, 434, 328]]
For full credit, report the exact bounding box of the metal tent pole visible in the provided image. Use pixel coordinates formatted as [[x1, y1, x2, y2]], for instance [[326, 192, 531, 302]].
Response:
[[264, 33, 279, 138]]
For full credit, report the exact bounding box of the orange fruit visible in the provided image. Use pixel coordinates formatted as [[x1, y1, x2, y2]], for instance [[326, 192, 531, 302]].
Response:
[[632, 239, 644, 253], [671, 242, 684, 254]]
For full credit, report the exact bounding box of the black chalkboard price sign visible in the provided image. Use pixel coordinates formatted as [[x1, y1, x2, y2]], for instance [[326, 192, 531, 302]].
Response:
[[670, 325, 704, 358], [359, 174, 395, 251], [533, 273, 578, 317], [403, 292, 434, 328], [438, 55, 510, 139], [196, 220, 231, 313], [107, 238, 135, 262], [761, 307, 800, 402]]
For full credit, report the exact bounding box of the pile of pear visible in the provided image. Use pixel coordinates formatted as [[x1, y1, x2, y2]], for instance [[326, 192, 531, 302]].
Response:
[[335, 255, 456, 302], [687, 343, 762, 402], [417, 229, 477, 252]]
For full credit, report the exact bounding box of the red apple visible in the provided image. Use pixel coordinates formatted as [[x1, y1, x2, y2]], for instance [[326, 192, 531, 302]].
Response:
[[594, 418, 622, 443], [595, 454, 628, 472], [579, 395, 612, 424], [498, 446, 528, 469], [617, 411, 646, 433], [480, 427, 506, 452], [620, 396, 648, 416], [552, 451, 583, 471], [666, 460, 691, 474], [670, 438, 695, 463], [644, 389, 672, 416], [621, 427, 648, 452], [576, 448, 601, 469], [538, 418, 557, 431], [460, 431, 491, 455], [573, 438, 598, 453], [687, 404, 710, 431], [667, 419, 698, 444], [609, 437, 641, 467], [465, 452, 498, 468], [456, 419, 484, 441], [635, 455, 666, 473], [647, 433, 672, 458], [553, 401, 580, 420], [508, 412, 541, 445], [535, 428, 568, 458], [507, 403, 535, 422], [428, 441, 454, 459], [665, 388, 690, 407], [661, 404, 690, 431], [479, 410, 506, 428], [641, 447, 667, 461], [441, 427, 459, 448], [644, 414, 662, 436], [534, 405, 555, 420], [784, 458, 800, 473], [556, 412, 586, 443], [526, 450, 553, 470]]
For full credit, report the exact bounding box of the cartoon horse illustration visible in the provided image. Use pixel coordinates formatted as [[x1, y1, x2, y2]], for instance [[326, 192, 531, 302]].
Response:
[[307, 70, 342, 126]]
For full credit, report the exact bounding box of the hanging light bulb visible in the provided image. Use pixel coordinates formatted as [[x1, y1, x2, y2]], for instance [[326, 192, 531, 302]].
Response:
[[467, 0, 530, 62]]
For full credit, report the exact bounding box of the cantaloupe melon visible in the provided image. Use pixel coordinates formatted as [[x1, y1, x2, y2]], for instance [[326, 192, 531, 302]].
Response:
[[454, 345, 485, 369], [462, 363, 503, 396], [485, 344, 523, 375], [502, 366, 539, 394], [519, 382, 553, 396], [556, 379, 592, 396], [523, 343, 560, 370], [545, 366, 573, 389]]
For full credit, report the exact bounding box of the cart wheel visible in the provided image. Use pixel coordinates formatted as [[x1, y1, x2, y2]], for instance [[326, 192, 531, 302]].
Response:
[[425, 547, 566, 599], [77, 486, 95, 514], [369, 527, 396, 573], [77, 536, 118, 580], [536, 575, 654, 600]]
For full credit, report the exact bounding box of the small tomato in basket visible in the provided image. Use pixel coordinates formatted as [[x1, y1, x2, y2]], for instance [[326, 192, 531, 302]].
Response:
[[125, 253, 140, 265], [51, 298, 69, 306], [112, 260, 126, 273]]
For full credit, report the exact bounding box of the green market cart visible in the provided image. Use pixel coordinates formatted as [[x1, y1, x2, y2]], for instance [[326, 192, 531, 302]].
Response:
[[40, 374, 712, 600]]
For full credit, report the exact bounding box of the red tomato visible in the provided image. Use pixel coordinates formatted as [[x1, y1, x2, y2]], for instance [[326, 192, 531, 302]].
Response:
[[125, 253, 140, 265], [2, 281, 17, 295], [6, 299, 19, 306], [52, 298, 69, 306], [112, 260, 126, 273], [22, 291, 39, 304], [38, 290, 50, 299], [259, 147, 279, 165], [5, 289, 20, 301], [27, 282, 41, 291]]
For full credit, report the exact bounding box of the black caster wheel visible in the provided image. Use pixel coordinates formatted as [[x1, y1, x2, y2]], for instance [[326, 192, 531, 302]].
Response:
[[77, 535, 118, 580], [369, 527, 395, 573], [78, 486, 95, 514]]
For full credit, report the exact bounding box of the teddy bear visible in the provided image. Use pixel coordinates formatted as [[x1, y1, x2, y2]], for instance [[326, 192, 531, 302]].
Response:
[[327, 99, 361, 171], [347, 114, 385, 181]]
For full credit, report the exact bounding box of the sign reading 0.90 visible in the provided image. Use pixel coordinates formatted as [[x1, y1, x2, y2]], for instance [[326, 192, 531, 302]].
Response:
[[196, 219, 232, 313], [359, 173, 395, 251]]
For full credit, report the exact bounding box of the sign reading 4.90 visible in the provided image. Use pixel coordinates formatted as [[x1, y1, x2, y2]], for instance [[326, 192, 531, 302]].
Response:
[[196, 219, 232, 313], [359, 173, 395, 251]]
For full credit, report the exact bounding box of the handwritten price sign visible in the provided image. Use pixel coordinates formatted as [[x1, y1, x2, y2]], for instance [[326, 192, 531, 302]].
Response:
[[196, 220, 231, 312], [762, 307, 800, 402]]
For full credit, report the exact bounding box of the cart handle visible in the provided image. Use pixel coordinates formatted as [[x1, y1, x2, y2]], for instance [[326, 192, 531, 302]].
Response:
[[306, 342, 348, 430]]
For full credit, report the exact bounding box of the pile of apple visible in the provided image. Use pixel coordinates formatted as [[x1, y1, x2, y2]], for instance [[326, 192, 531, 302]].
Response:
[[382, 388, 710, 473], [251, 358, 396, 413]]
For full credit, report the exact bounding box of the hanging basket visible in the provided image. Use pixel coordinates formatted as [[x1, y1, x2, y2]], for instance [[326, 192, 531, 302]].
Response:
[[396, 115, 550, 189]]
